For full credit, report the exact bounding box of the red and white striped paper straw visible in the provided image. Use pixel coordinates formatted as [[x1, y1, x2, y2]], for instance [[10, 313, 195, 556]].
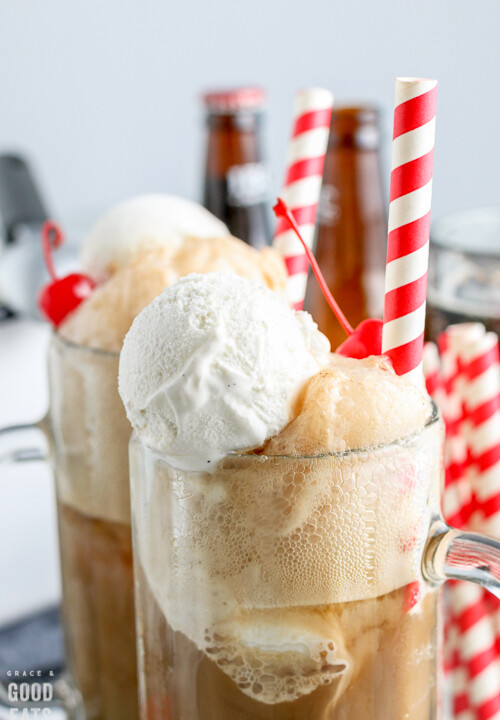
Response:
[[422, 339, 463, 522], [445, 325, 500, 720], [424, 327, 500, 719], [424, 337, 468, 524], [451, 581, 499, 720], [423, 340, 474, 719], [273, 87, 333, 310], [423, 341, 446, 407], [447, 626, 473, 720], [438, 328, 473, 528], [381, 77, 437, 384], [459, 330, 500, 720], [460, 331, 500, 534]]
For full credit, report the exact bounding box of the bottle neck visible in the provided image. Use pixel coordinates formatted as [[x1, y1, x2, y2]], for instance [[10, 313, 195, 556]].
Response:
[[318, 106, 383, 227], [304, 106, 387, 348], [328, 106, 381, 151], [202, 110, 271, 248], [205, 112, 264, 176]]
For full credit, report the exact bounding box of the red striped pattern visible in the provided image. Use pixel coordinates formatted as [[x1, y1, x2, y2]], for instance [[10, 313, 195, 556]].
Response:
[[469, 644, 499, 678], [457, 596, 488, 633], [274, 203, 318, 238], [273, 89, 333, 309], [284, 254, 309, 276], [465, 344, 500, 381], [469, 395, 500, 427], [453, 329, 500, 718], [393, 85, 438, 138], [456, 594, 500, 719], [387, 210, 431, 263], [437, 331, 449, 354], [284, 156, 326, 186], [478, 693, 500, 720], [446, 416, 462, 437], [454, 692, 470, 715], [292, 108, 332, 137], [382, 80, 437, 379], [389, 150, 434, 202], [474, 444, 500, 475], [441, 333, 472, 530], [447, 507, 468, 529], [444, 375, 460, 397], [478, 493, 500, 521], [427, 327, 500, 719], [425, 368, 441, 396], [385, 332, 425, 377], [383, 274, 428, 323], [461, 337, 500, 493]]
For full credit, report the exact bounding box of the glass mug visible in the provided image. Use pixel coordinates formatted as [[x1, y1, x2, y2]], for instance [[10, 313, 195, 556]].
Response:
[[130, 404, 500, 720], [0, 333, 139, 720], [426, 208, 500, 342]]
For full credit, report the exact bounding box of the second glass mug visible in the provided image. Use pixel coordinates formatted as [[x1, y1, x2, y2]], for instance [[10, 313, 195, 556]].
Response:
[[130, 403, 500, 720], [0, 332, 139, 720]]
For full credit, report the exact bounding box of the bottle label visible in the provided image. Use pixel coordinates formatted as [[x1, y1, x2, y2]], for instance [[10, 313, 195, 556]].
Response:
[[226, 163, 269, 208]]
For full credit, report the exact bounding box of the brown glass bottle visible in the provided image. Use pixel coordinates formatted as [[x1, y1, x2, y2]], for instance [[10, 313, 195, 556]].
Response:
[[304, 107, 387, 350], [202, 88, 271, 249]]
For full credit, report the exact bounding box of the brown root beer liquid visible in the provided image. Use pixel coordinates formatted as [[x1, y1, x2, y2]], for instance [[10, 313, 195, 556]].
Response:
[[57, 505, 137, 720], [137, 578, 438, 720], [202, 88, 271, 249], [304, 107, 387, 349], [49, 335, 139, 720]]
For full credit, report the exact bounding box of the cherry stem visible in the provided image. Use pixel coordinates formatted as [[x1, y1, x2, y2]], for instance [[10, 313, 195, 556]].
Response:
[[41, 221, 64, 282], [273, 198, 354, 336]]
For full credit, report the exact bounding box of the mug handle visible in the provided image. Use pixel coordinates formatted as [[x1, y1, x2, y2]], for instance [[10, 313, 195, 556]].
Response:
[[424, 519, 500, 596], [0, 421, 85, 720]]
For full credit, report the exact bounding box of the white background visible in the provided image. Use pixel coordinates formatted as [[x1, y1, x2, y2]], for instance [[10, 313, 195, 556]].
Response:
[[0, 0, 498, 223], [0, 0, 499, 625]]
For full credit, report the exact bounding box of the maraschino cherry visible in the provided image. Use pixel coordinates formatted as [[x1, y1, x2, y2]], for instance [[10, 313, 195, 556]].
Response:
[[273, 198, 383, 359], [336, 318, 383, 359], [38, 221, 96, 327]]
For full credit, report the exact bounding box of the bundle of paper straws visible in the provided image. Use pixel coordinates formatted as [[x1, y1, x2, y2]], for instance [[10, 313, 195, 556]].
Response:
[[424, 326, 500, 720]]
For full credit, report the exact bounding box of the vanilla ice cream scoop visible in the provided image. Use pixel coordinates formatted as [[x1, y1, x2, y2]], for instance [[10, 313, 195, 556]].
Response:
[[61, 237, 287, 352], [81, 194, 229, 280], [118, 272, 330, 471]]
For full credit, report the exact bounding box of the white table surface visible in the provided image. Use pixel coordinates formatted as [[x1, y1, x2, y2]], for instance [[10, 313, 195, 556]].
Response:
[[0, 318, 61, 624]]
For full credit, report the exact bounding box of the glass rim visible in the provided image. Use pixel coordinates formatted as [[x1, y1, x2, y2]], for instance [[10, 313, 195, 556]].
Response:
[[138, 400, 441, 466], [52, 329, 120, 359], [431, 206, 500, 257]]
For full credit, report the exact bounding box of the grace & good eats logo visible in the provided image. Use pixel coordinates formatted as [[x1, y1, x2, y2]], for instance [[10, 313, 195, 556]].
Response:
[[6, 670, 55, 717]]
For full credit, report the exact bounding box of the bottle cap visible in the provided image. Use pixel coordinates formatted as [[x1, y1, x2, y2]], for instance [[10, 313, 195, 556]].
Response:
[[202, 87, 266, 113]]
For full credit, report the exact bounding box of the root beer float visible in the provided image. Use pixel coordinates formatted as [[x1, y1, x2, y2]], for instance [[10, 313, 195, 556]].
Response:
[[118, 79, 442, 711], [39, 195, 287, 720], [119, 271, 442, 720]]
